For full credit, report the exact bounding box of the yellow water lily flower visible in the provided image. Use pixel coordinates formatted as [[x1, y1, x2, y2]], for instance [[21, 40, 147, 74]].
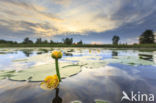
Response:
[[89, 49, 91, 53], [40, 75, 59, 90], [97, 49, 100, 53], [51, 51, 62, 59]]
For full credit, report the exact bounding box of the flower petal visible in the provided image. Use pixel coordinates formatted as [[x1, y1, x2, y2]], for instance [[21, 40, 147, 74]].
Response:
[[40, 75, 59, 90]]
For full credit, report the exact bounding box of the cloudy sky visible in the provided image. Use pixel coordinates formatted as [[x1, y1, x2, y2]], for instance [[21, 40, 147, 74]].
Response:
[[0, 0, 155, 44]]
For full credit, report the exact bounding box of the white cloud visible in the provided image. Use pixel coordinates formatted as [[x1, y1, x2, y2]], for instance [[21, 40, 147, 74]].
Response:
[[0, 0, 155, 38]]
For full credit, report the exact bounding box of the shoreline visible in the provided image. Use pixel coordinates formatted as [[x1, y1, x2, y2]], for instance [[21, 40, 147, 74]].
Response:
[[0, 46, 156, 51]]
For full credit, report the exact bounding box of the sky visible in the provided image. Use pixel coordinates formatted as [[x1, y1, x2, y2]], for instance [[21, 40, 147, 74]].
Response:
[[0, 0, 155, 44]]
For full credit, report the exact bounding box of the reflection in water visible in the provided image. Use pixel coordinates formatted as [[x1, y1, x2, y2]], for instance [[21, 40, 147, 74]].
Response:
[[153, 52, 156, 64], [39, 49, 49, 53], [112, 51, 118, 57], [139, 54, 153, 61], [37, 51, 43, 55], [37, 49, 50, 55], [21, 49, 33, 57], [1, 48, 156, 103], [64, 52, 73, 56], [0, 64, 156, 103], [67, 49, 74, 52], [52, 88, 62, 103]]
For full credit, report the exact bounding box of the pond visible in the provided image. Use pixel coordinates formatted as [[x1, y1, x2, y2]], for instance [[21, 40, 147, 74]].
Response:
[[0, 48, 156, 103]]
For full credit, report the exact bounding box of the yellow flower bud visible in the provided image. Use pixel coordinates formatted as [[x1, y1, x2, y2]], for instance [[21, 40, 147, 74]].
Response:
[[89, 49, 91, 53], [97, 49, 100, 53], [40, 74, 59, 90], [51, 51, 62, 59]]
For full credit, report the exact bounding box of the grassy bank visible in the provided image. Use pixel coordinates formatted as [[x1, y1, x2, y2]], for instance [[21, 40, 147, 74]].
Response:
[[0, 43, 156, 49]]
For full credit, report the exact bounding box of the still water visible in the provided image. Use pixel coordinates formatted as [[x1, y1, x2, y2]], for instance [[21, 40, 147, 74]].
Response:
[[0, 48, 156, 103]]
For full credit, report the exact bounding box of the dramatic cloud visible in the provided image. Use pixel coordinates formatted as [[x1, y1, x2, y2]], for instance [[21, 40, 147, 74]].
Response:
[[51, 0, 72, 5], [0, 0, 120, 37], [0, 0, 155, 43]]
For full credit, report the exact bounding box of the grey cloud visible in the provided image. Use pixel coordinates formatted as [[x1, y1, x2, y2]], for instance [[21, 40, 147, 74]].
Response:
[[112, 0, 156, 22], [0, 0, 155, 43], [0, 0, 62, 21], [0, 19, 58, 38]]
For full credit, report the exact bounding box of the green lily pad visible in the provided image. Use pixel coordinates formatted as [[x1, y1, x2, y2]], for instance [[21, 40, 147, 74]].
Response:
[[13, 53, 52, 63], [0, 70, 16, 80], [12, 59, 28, 62], [71, 99, 109, 103], [65, 56, 108, 68], [116, 56, 155, 66], [95, 99, 109, 103], [83, 61, 107, 69], [9, 62, 82, 81], [71, 100, 82, 103]]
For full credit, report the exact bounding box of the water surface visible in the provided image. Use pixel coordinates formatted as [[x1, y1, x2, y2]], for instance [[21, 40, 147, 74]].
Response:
[[0, 48, 156, 103]]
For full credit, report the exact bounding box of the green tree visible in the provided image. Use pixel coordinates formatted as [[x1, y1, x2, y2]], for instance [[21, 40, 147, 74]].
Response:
[[42, 40, 48, 44], [0, 40, 17, 44], [139, 30, 154, 44], [62, 38, 73, 45], [35, 38, 42, 44], [112, 35, 120, 45], [23, 37, 33, 44], [77, 40, 83, 45], [50, 40, 54, 44]]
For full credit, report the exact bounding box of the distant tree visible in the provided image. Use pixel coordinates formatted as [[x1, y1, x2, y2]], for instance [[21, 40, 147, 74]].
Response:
[[0, 40, 17, 44], [139, 30, 154, 44], [13, 41, 18, 44], [23, 37, 33, 44], [42, 40, 48, 44], [50, 40, 54, 44], [0, 40, 8, 43], [35, 38, 42, 44], [112, 35, 120, 45], [77, 40, 83, 45], [62, 38, 73, 45]]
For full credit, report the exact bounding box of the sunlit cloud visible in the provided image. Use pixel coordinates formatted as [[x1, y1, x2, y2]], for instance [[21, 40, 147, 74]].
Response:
[[0, 0, 63, 37], [51, 0, 72, 5], [91, 41, 103, 45], [0, 0, 155, 42], [0, 0, 120, 37]]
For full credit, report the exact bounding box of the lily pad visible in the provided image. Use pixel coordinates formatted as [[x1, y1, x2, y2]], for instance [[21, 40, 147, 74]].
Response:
[[71, 100, 82, 103], [95, 99, 109, 103], [9, 62, 82, 81], [0, 70, 16, 80], [71, 99, 109, 103], [115, 56, 155, 66], [65, 56, 108, 68], [13, 53, 52, 63]]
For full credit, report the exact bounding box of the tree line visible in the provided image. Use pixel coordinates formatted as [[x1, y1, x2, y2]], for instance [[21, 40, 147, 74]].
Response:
[[0, 29, 155, 46], [112, 29, 155, 45], [0, 37, 83, 45]]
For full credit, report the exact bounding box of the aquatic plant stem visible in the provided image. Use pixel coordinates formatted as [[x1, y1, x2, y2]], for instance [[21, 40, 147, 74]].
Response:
[[55, 59, 61, 82]]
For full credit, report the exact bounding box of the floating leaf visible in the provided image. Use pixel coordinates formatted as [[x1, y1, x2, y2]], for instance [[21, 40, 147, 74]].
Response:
[[95, 99, 109, 103], [71, 100, 82, 103], [115, 56, 155, 66], [9, 62, 82, 81], [0, 70, 16, 80]]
